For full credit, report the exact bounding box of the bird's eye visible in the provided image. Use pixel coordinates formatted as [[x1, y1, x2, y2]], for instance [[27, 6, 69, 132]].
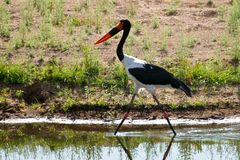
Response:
[[115, 22, 124, 30]]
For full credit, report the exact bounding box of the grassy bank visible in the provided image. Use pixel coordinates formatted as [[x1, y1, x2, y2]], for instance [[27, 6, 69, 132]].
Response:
[[0, 0, 239, 113]]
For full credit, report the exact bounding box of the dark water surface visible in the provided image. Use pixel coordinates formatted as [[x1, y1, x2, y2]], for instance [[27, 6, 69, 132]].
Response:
[[0, 123, 240, 160]]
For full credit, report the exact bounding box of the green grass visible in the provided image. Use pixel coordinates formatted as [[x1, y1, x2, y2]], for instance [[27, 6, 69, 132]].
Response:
[[231, 38, 240, 65], [158, 28, 172, 52], [127, 0, 137, 17], [228, 0, 240, 65], [0, 63, 33, 84], [182, 34, 198, 48], [40, 54, 100, 85], [96, 0, 115, 14], [39, 18, 54, 42], [142, 37, 152, 50], [152, 17, 160, 29], [159, 39, 167, 52], [0, 2, 10, 38], [51, 0, 65, 26], [0, 56, 238, 87], [133, 21, 142, 35], [165, 0, 180, 16], [228, 0, 240, 36], [218, 5, 227, 21], [172, 59, 240, 86], [62, 96, 76, 112], [21, 1, 35, 30], [101, 62, 128, 90]]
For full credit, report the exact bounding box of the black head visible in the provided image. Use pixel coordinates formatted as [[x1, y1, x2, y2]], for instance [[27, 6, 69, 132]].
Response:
[[119, 19, 131, 29]]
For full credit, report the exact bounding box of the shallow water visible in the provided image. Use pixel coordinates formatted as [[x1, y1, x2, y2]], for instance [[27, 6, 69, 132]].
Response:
[[0, 123, 240, 160]]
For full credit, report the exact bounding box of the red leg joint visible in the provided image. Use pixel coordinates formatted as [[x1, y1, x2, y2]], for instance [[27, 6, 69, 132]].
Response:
[[124, 112, 129, 119], [163, 111, 169, 119]]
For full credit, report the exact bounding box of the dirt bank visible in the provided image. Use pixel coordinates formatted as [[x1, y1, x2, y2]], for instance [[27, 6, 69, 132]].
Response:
[[1, 101, 239, 121]]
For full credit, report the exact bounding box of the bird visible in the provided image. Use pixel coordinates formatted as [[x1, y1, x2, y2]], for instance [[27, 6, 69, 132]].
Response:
[[95, 19, 192, 135]]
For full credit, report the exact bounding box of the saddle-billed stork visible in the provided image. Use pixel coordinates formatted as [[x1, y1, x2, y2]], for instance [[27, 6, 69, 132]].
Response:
[[95, 19, 192, 135]]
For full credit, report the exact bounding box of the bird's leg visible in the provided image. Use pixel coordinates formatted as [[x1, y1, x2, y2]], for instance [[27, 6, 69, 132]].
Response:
[[152, 94, 176, 135], [114, 93, 136, 135]]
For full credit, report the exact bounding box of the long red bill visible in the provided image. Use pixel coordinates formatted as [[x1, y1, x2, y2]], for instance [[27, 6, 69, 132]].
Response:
[[95, 33, 112, 45]]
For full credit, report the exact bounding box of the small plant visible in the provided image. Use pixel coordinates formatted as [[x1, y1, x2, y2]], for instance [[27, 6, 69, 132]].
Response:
[[158, 28, 172, 52], [133, 21, 142, 34], [67, 16, 81, 34], [62, 96, 76, 112], [180, 34, 198, 49], [219, 33, 230, 47], [142, 37, 152, 50], [175, 37, 190, 62], [74, 0, 89, 12], [231, 39, 240, 65], [228, 0, 240, 36], [0, 96, 7, 108], [126, 33, 137, 47], [52, 0, 65, 26], [4, 0, 11, 4], [127, 1, 137, 17], [10, 33, 24, 49], [39, 17, 55, 42], [82, 51, 101, 85], [206, 0, 214, 7], [165, 0, 180, 16], [0, 3, 10, 38], [95, 7, 103, 33], [33, 0, 50, 16], [97, 0, 115, 14], [165, 27, 173, 37], [15, 90, 24, 98], [25, 34, 41, 49], [151, 17, 160, 29], [159, 38, 167, 52], [21, 1, 35, 31], [48, 103, 57, 113], [218, 5, 226, 21], [166, 6, 177, 16], [32, 103, 41, 109], [102, 62, 128, 90]]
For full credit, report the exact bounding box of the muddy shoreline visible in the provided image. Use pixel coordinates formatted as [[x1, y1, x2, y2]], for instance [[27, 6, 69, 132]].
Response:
[[1, 101, 239, 122]]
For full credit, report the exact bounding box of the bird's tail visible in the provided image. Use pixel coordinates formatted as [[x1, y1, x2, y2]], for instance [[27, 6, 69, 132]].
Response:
[[171, 77, 192, 97]]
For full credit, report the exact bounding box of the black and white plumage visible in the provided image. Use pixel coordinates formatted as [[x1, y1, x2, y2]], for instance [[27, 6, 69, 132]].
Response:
[[122, 54, 192, 97], [95, 19, 192, 135]]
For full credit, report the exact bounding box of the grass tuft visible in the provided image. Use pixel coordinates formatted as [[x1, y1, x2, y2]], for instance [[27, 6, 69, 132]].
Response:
[[228, 0, 240, 36], [52, 0, 65, 26], [152, 17, 160, 29], [101, 62, 128, 90], [165, 0, 180, 16], [0, 63, 33, 84], [0, 3, 10, 38]]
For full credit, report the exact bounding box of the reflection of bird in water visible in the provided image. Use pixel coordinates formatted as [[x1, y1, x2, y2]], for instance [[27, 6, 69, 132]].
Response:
[[162, 135, 176, 160], [116, 137, 133, 160], [116, 135, 176, 160], [95, 19, 192, 135]]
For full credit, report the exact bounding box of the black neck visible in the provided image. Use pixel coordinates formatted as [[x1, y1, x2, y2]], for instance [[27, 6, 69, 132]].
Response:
[[117, 27, 130, 61]]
